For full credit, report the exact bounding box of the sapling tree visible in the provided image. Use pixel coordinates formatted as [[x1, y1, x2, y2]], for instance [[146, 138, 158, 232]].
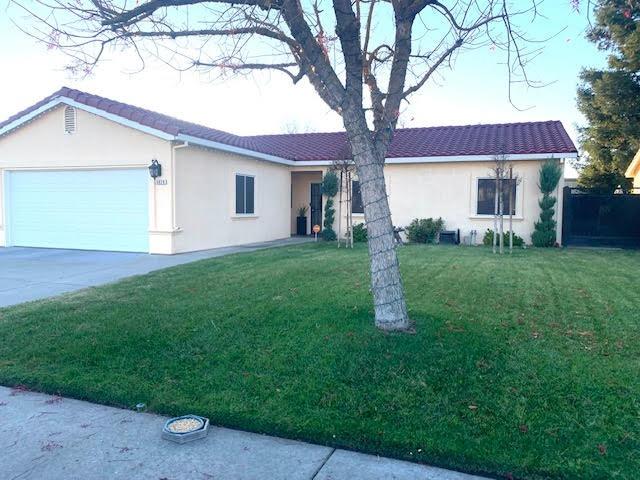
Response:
[[14, 0, 551, 330], [532, 159, 563, 247], [489, 153, 520, 253], [333, 159, 356, 248], [490, 153, 508, 254]]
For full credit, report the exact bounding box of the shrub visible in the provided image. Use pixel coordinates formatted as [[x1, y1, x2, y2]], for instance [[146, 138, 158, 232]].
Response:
[[352, 223, 368, 242], [321, 171, 339, 241], [321, 171, 339, 197], [483, 229, 524, 247], [322, 198, 337, 240], [406, 218, 444, 243], [532, 160, 562, 247]]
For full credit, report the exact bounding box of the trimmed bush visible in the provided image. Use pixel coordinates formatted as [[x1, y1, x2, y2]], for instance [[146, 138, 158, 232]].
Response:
[[352, 223, 368, 242], [322, 171, 338, 241], [483, 229, 524, 247], [406, 218, 444, 244], [532, 160, 562, 247]]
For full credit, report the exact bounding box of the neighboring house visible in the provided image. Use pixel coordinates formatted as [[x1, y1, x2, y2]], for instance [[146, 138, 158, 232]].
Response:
[[0, 88, 577, 254], [564, 177, 579, 189], [625, 148, 640, 190]]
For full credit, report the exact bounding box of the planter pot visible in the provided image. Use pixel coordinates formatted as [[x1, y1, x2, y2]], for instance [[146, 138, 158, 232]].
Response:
[[296, 216, 307, 236]]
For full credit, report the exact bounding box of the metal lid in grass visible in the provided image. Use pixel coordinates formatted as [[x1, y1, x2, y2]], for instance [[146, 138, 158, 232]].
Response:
[[162, 414, 210, 444]]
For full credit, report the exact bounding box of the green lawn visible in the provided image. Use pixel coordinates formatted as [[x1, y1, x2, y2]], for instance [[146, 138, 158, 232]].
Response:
[[1, 244, 638, 479]]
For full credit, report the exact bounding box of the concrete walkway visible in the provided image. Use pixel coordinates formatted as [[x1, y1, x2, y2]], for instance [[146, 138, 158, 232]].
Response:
[[0, 237, 310, 308], [0, 386, 486, 480]]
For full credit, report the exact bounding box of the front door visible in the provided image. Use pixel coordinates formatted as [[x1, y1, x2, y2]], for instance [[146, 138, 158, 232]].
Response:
[[310, 183, 322, 232]]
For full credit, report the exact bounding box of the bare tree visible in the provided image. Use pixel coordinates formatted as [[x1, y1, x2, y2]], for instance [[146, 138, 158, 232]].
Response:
[[490, 153, 520, 254], [283, 121, 316, 134], [12, 0, 548, 331], [491, 152, 507, 254], [333, 159, 356, 248]]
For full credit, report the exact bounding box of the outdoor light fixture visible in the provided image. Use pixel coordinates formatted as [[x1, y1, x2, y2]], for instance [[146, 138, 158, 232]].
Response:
[[148, 159, 162, 178]]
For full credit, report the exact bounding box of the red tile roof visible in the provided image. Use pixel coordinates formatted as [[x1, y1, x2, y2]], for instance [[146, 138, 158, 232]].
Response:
[[0, 87, 577, 161]]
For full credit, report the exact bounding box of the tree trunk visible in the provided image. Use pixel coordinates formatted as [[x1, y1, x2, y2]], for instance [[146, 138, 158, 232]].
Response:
[[341, 109, 409, 331], [356, 155, 409, 330]]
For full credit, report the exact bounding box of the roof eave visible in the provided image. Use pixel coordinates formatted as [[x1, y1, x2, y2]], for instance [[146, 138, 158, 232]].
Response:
[[0, 96, 178, 141], [0, 95, 295, 166], [625, 148, 640, 178], [177, 134, 295, 166]]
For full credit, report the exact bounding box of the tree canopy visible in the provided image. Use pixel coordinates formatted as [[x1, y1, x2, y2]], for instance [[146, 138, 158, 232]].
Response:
[[577, 0, 640, 192]]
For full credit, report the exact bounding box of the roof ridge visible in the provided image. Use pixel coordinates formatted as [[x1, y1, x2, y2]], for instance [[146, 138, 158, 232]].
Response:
[[245, 120, 565, 138]]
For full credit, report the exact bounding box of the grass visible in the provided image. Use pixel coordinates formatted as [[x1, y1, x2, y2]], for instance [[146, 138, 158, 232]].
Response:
[[0, 244, 638, 479]]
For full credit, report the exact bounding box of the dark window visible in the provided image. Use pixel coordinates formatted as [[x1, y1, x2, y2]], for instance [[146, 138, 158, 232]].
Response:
[[235, 174, 255, 214], [477, 178, 516, 215], [352, 180, 364, 214]]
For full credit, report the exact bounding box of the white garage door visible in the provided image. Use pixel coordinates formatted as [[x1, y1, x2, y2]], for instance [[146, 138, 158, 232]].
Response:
[[6, 169, 149, 252]]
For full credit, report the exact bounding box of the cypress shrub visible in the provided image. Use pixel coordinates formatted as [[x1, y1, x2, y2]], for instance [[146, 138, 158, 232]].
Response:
[[322, 171, 339, 241], [532, 160, 562, 247]]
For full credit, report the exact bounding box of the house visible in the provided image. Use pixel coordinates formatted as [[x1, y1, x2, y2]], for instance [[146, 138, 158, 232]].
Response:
[[625, 148, 640, 189], [564, 177, 579, 189], [0, 87, 577, 254]]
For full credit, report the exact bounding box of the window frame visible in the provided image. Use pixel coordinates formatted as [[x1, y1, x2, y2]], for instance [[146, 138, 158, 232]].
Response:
[[234, 173, 256, 216], [351, 179, 364, 214], [475, 177, 518, 217]]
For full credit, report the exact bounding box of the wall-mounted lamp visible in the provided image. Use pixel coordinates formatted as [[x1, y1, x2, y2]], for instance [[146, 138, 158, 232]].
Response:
[[148, 159, 162, 179]]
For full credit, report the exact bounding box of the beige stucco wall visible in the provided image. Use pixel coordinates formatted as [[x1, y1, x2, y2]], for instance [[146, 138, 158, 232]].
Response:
[[172, 146, 291, 253], [0, 103, 567, 252], [332, 159, 564, 245], [0, 105, 176, 253]]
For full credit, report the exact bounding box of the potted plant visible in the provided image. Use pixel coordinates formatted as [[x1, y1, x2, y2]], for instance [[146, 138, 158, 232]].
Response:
[[296, 205, 308, 235]]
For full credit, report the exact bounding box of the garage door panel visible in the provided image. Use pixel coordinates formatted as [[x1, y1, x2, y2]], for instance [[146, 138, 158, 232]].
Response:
[[7, 169, 149, 252]]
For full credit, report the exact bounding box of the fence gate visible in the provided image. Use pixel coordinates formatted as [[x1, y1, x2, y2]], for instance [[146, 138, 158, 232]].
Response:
[[562, 187, 640, 247]]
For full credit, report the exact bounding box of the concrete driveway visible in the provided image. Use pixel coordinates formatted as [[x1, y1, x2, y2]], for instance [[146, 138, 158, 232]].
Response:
[[0, 238, 309, 308]]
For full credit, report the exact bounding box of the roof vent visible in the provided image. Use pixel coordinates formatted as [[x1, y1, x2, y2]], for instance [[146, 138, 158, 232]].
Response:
[[63, 105, 76, 134]]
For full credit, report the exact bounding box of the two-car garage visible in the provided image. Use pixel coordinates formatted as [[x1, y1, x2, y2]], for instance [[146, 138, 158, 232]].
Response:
[[1, 88, 294, 255], [5, 169, 149, 253]]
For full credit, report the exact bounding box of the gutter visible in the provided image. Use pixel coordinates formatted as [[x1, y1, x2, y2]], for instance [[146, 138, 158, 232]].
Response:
[[177, 134, 295, 166]]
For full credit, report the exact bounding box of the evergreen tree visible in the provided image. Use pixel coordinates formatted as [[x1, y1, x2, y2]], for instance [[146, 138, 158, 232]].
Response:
[[577, 0, 640, 192], [321, 171, 338, 241], [532, 160, 563, 247]]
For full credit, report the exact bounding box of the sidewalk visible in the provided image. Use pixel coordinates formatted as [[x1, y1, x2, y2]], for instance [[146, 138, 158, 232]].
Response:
[[0, 386, 487, 480]]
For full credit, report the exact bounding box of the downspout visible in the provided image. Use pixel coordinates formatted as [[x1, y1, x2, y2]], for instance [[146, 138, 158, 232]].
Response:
[[557, 157, 565, 246], [171, 141, 189, 232]]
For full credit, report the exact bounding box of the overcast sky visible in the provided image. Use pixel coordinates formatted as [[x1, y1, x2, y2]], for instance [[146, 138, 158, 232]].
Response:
[[0, 1, 607, 177]]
